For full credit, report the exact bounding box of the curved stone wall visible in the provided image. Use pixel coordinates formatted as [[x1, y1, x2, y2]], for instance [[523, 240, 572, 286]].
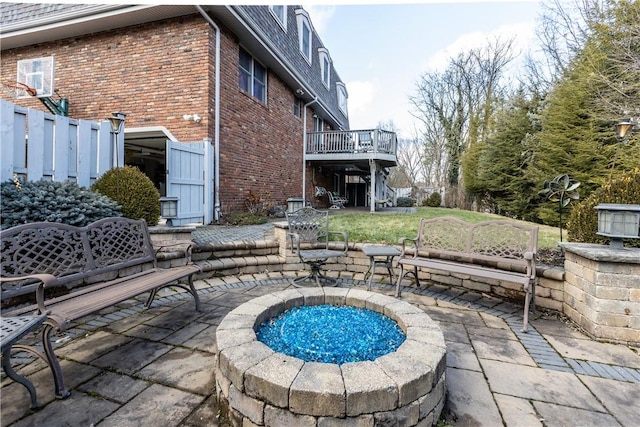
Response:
[[214, 287, 446, 426]]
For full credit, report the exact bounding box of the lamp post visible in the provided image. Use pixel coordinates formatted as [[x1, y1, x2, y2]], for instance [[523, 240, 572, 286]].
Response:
[[108, 112, 126, 168], [615, 118, 635, 141], [107, 112, 126, 199], [610, 118, 636, 177]]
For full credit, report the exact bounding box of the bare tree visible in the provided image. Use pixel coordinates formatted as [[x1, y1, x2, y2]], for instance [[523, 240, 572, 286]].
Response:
[[522, 0, 594, 93], [525, 0, 640, 121], [410, 37, 516, 208], [583, 0, 640, 121]]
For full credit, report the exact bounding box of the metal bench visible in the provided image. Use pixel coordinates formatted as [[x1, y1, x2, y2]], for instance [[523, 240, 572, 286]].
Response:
[[0, 217, 201, 399], [1, 315, 47, 408], [395, 217, 538, 332]]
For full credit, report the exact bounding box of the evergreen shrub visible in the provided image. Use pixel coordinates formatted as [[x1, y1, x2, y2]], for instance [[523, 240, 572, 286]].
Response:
[[91, 166, 161, 226], [422, 192, 442, 207], [566, 168, 640, 247], [396, 197, 416, 207], [1, 178, 121, 229]]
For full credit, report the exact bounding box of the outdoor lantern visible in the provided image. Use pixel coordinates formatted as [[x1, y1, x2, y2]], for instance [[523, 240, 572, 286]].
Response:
[[160, 197, 179, 225], [595, 204, 640, 248], [107, 112, 126, 168], [615, 118, 635, 140], [108, 112, 126, 134]]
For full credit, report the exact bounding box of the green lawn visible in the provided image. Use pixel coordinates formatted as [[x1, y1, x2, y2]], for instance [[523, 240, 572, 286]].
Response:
[[327, 207, 564, 250]]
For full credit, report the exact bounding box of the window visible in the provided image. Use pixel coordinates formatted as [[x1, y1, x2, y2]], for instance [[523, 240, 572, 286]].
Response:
[[17, 56, 54, 98], [294, 97, 302, 118], [337, 82, 348, 115], [319, 48, 330, 88], [239, 47, 267, 103], [270, 5, 287, 31], [295, 9, 313, 63]]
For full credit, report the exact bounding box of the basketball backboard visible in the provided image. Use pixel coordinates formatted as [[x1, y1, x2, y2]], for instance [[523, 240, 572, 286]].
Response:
[[16, 56, 54, 98]]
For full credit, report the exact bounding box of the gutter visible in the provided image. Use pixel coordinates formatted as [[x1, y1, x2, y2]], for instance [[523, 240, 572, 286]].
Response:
[[302, 97, 319, 204], [195, 6, 222, 222]]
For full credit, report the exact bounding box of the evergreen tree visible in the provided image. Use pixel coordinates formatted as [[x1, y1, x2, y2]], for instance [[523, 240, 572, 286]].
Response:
[[475, 89, 542, 221], [527, 56, 614, 225]]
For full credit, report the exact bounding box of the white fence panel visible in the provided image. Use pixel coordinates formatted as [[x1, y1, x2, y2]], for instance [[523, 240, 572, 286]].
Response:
[[0, 99, 116, 187]]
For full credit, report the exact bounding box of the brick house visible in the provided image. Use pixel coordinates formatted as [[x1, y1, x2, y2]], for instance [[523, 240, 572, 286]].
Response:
[[1, 4, 397, 223]]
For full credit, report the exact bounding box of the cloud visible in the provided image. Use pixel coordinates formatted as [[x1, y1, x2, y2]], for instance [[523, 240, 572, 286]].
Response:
[[345, 78, 418, 137], [302, 4, 337, 38], [421, 20, 537, 73], [345, 79, 379, 127]]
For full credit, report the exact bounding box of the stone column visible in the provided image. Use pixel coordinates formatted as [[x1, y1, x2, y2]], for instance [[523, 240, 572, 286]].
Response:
[[560, 243, 640, 345]]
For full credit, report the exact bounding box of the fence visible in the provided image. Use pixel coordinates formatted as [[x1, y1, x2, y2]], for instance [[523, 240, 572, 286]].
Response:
[[0, 99, 120, 188]]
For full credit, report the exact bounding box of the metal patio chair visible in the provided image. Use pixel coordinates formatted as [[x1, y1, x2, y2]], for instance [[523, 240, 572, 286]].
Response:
[[286, 207, 348, 287], [327, 191, 347, 209]]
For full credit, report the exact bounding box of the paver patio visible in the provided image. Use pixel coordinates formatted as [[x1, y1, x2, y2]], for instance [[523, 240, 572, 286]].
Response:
[[1, 272, 639, 427]]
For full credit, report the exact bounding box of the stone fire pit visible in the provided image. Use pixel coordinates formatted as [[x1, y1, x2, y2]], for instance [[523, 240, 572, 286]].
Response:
[[214, 287, 446, 426]]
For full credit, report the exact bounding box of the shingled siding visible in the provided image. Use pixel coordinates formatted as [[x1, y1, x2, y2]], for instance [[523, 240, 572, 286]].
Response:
[[1, 13, 308, 213]]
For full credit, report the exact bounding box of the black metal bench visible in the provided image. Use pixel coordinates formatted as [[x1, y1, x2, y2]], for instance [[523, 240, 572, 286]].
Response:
[[0, 217, 201, 399], [395, 217, 538, 332], [1, 315, 47, 408]]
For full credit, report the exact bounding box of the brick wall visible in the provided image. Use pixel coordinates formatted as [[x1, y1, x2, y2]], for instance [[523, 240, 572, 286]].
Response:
[[217, 29, 305, 213], [1, 15, 211, 140], [1, 13, 312, 214]]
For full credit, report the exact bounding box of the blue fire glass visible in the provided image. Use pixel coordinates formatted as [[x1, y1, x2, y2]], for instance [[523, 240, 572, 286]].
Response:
[[256, 305, 406, 365]]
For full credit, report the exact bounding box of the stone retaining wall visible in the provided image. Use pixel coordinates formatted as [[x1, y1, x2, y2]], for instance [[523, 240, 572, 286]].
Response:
[[272, 222, 565, 312], [150, 224, 566, 313], [214, 288, 446, 426], [561, 243, 640, 345]]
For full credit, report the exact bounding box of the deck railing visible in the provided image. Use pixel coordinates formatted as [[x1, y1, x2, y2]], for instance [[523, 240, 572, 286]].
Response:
[[306, 129, 397, 155]]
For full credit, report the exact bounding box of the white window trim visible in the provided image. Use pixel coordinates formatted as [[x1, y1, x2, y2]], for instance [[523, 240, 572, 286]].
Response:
[[269, 5, 287, 31], [319, 48, 331, 89], [337, 82, 348, 116], [295, 9, 313, 64]]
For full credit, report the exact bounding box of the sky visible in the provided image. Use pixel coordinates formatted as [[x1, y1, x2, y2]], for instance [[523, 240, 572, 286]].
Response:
[[303, 0, 543, 138]]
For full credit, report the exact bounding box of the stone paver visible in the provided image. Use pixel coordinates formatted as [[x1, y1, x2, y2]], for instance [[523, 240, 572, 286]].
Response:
[[2, 272, 639, 426], [578, 375, 640, 427], [445, 368, 503, 426], [494, 394, 543, 427], [98, 383, 204, 427], [480, 359, 606, 412]]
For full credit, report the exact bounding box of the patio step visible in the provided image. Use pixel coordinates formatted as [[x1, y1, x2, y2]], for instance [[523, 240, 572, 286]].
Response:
[[192, 239, 286, 276]]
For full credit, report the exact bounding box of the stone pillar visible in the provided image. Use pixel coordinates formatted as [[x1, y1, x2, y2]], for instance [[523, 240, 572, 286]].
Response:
[[560, 243, 640, 345]]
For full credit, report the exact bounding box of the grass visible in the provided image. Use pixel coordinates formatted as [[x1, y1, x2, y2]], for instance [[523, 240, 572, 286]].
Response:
[[327, 207, 565, 250]]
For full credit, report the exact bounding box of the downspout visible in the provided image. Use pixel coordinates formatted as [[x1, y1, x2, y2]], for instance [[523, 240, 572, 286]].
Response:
[[196, 5, 222, 222], [302, 96, 318, 205]]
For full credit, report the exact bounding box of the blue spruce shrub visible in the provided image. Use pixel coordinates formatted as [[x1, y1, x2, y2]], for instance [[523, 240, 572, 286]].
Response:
[[1, 178, 121, 229]]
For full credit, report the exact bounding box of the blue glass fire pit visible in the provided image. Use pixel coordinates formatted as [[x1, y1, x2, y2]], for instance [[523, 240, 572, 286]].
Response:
[[256, 304, 406, 364]]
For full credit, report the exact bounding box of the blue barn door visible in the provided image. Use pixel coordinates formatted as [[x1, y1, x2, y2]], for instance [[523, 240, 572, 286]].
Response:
[[165, 140, 207, 226]]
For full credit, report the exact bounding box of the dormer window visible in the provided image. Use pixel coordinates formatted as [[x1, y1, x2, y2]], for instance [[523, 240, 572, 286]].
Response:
[[319, 48, 330, 88], [295, 9, 313, 63], [337, 82, 348, 116], [270, 5, 287, 31]]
